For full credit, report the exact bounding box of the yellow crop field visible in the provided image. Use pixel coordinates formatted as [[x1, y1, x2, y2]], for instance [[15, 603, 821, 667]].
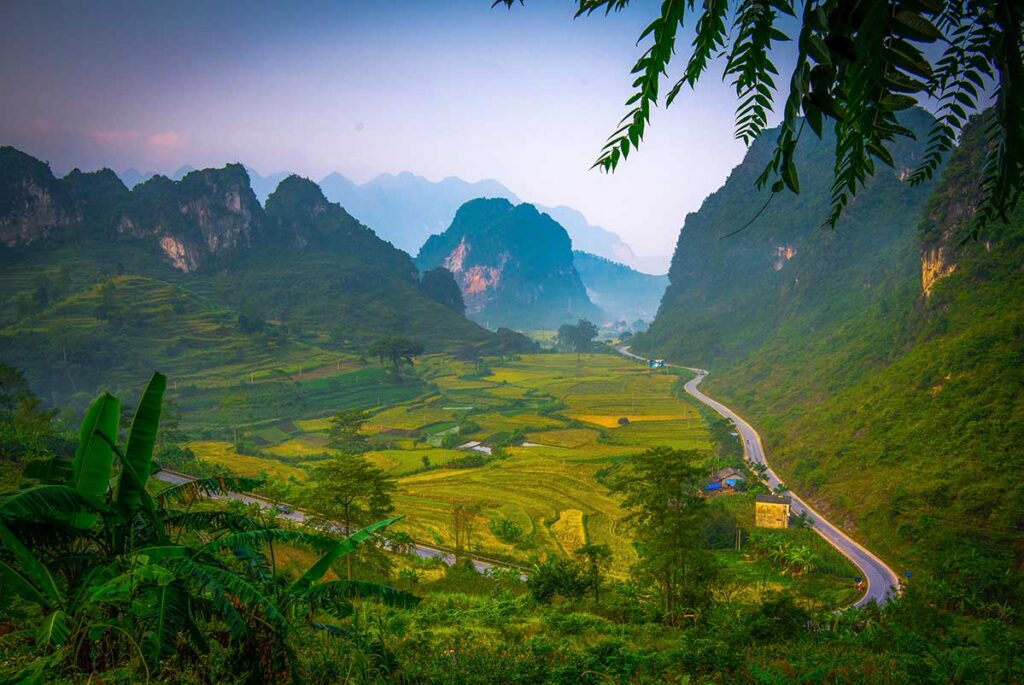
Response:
[[526, 428, 601, 448], [368, 398, 452, 431], [568, 413, 689, 428], [295, 417, 332, 432], [188, 440, 307, 481], [265, 436, 328, 459], [550, 509, 586, 555], [184, 353, 711, 573]]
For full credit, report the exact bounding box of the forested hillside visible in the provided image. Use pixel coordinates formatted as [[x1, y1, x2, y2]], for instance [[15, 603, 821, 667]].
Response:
[[0, 149, 501, 409], [573, 250, 667, 323], [417, 198, 602, 329], [636, 112, 1023, 597]]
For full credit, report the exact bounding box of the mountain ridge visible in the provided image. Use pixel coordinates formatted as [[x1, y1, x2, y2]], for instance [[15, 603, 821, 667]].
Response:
[[417, 197, 602, 329]]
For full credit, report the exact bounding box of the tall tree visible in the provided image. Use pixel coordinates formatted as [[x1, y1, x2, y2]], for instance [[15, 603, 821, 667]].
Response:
[[575, 542, 613, 604], [368, 337, 425, 380], [612, 447, 718, 623], [327, 409, 371, 455], [307, 454, 396, 579], [497, 0, 1024, 230], [0, 364, 60, 462]]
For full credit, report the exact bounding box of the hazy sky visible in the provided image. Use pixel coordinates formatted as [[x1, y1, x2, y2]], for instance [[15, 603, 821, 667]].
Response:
[[0, 0, 795, 257]]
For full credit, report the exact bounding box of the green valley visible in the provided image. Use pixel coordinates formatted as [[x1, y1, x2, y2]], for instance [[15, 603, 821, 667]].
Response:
[[1, 2, 1022, 683]]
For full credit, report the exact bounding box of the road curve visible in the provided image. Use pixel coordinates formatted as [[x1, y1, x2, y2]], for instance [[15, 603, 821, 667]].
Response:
[[618, 347, 900, 607], [151, 469, 527, 577]]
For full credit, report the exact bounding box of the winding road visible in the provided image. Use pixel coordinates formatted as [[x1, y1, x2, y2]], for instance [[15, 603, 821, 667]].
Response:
[[151, 469, 527, 577], [618, 347, 900, 607], [155, 352, 899, 606]]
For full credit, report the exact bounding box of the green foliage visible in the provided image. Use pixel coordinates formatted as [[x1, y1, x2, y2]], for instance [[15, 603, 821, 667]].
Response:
[[326, 408, 371, 454], [488, 515, 524, 543], [527, 556, 588, 603], [419, 266, 466, 315], [0, 364, 63, 463], [612, 447, 719, 622], [0, 375, 417, 684], [367, 336, 425, 380], [556, 319, 599, 354]]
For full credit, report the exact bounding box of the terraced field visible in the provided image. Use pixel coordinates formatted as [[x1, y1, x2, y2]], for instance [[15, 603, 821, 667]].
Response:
[[181, 352, 858, 601], [187, 353, 707, 573]]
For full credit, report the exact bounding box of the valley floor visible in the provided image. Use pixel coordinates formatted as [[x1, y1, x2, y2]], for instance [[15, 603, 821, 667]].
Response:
[[177, 351, 860, 607]]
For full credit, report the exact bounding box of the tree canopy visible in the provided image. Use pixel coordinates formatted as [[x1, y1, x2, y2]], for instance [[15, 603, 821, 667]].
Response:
[[497, 0, 1023, 229], [367, 337, 425, 379]]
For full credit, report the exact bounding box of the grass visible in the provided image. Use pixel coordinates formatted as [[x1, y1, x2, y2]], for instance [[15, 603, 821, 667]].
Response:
[[188, 440, 307, 481]]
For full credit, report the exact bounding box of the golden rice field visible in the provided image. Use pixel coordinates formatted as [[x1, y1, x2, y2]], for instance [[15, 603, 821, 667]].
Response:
[[191, 353, 710, 573]]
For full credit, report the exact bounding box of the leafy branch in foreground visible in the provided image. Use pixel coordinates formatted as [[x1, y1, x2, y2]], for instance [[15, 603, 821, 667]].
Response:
[[496, 0, 1024, 229]]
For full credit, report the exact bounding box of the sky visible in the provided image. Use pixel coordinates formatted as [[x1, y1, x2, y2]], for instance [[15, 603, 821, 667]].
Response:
[[0, 0, 797, 258]]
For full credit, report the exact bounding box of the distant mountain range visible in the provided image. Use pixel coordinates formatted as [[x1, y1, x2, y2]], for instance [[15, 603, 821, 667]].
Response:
[[571, 251, 667, 324], [0, 147, 535, 408], [116, 166, 669, 274]]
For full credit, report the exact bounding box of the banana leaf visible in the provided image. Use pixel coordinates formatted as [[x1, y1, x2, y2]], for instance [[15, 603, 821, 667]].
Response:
[[70, 393, 121, 528], [115, 373, 166, 518], [290, 517, 401, 594]]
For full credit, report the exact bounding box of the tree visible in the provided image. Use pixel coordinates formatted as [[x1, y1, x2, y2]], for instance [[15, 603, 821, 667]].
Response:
[[307, 454, 396, 579], [527, 556, 588, 603], [611, 447, 719, 623], [497, 0, 1023, 230], [452, 503, 482, 556], [574, 319, 598, 351], [575, 542, 612, 604], [557, 319, 599, 355], [326, 409, 371, 454], [368, 337, 425, 380], [420, 267, 466, 315], [0, 364, 60, 462]]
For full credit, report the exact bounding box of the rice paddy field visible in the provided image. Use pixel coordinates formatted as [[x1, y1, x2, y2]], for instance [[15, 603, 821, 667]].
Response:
[[181, 351, 858, 601], [185, 353, 706, 571]]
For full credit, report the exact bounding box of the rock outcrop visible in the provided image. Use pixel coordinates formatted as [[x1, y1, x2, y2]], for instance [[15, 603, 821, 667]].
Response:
[[417, 198, 601, 329]]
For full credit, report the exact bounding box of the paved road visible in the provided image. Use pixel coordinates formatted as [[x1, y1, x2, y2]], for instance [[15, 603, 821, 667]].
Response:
[[618, 347, 900, 607], [152, 469, 526, 577]]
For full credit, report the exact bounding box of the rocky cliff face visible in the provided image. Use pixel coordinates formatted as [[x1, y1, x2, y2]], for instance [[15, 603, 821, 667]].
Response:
[[0, 147, 80, 246], [117, 165, 262, 271], [417, 198, 601, 329], [917, 113, 992, 296], [635, 108, 938, 365], [0, 149, 265, 271]]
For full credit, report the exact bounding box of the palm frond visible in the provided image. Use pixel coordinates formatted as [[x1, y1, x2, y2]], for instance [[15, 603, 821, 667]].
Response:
[[290, 517, 403, 594], [164, 510, 264, 534], [115, 372, 167, 518], [0, 485, 96, 520], [0, 520, 63, 608], [168, 558, 288, 636], [204, 528, 338, 555], [304, 579, 420, 612], [156, 475, 265, 507], [70, 392, 120, 529]]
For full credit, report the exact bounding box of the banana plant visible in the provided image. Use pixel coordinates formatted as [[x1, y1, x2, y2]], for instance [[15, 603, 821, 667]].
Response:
[[0, 373, 419, 684]]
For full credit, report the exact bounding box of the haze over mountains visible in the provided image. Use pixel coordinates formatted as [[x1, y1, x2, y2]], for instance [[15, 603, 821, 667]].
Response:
[[115, 165, 669, 274], [0, 146, 530, 408]]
